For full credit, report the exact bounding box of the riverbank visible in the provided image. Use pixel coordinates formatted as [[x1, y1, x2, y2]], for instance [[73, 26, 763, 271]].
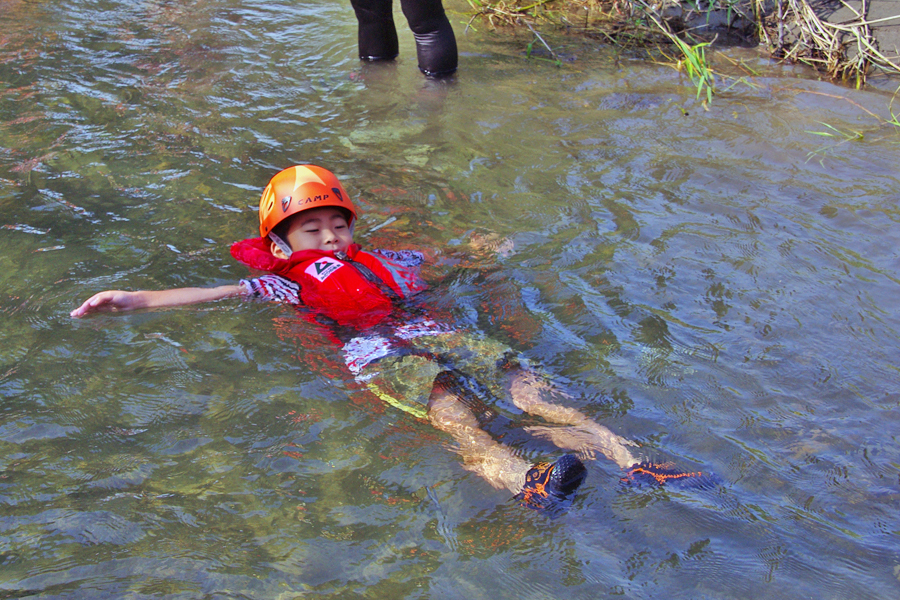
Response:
[[460, 0, 900, 86]]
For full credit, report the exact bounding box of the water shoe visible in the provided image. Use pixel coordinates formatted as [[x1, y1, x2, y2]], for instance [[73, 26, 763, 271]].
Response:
[[622, 461, 715, 488], [517, 453, 587, 515]]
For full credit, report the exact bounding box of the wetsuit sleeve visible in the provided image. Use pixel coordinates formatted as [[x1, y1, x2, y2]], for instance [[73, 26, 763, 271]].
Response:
[[371, 248, 425, 267], [240, 275, 301, 305]]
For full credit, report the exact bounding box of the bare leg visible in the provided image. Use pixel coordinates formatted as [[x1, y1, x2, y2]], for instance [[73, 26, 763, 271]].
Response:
[[427, 382, 529, 494], [507, 368, 638, 468]]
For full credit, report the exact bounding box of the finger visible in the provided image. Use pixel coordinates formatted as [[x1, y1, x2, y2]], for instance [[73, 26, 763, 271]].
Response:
[[71, 293, 111, 317]]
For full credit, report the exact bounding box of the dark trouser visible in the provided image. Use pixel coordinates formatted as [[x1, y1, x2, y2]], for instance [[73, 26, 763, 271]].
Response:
[[349, 0, 458, 77]]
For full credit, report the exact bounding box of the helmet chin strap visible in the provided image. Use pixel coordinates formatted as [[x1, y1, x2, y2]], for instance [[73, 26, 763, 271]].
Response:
[[268, 232, 293, 258]]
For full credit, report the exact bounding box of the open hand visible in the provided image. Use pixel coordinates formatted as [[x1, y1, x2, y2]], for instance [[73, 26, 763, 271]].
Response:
[[70, 290, 142, 318]]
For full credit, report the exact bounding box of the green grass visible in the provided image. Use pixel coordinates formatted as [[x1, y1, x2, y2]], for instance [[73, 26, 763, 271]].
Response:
[[670, 37, 715, 105]]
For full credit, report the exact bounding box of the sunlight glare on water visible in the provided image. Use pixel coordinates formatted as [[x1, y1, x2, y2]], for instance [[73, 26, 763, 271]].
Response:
[[1, 0, 899, 597]]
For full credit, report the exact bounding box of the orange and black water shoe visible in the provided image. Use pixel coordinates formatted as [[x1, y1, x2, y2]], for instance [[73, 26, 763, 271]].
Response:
[[517, 454, 587, 516], [622, 461, 715, 488]]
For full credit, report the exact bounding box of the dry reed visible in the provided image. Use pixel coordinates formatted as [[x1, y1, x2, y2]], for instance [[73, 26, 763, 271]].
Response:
[[462, 0, 900, 85]]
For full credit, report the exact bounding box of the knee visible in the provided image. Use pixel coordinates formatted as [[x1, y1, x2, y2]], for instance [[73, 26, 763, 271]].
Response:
[[400, 0, 451, 35], [350, 0, 393, 22]]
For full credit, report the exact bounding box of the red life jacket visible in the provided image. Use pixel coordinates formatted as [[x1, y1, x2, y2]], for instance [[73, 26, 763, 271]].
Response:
[[230, 237, 426, 329]]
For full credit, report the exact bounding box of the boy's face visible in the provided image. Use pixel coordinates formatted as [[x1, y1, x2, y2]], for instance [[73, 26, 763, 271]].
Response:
[[270, 206, 354, 258]]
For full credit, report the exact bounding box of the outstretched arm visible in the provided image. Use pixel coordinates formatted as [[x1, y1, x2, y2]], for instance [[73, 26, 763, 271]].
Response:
[[70, 285, 244, 318]]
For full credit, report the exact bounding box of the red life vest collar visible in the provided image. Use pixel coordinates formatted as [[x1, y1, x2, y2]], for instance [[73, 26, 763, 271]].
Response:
[[230, 236, 368, 276]]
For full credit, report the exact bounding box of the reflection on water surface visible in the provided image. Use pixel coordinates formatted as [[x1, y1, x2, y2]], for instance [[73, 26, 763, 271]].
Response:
[[1, 0, 899, 597]]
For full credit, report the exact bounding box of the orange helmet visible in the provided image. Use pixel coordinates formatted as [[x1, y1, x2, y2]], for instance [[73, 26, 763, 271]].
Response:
[[258, 165, 357, 237]]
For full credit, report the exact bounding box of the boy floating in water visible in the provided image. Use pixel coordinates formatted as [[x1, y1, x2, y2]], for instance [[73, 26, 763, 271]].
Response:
[[72, 165, 680, 512]]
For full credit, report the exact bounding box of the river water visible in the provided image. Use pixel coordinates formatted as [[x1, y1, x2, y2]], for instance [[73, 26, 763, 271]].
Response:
[[2, 0, 899, 597]]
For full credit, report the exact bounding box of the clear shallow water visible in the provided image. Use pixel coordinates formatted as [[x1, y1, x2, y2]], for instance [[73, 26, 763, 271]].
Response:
[[2, 0, 900, 597]]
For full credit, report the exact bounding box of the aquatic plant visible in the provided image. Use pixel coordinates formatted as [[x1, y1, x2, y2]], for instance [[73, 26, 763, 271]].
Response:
[[672, 37, 715, 104], [641, 8, 717, 104], [804, 86, 900, 162]]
